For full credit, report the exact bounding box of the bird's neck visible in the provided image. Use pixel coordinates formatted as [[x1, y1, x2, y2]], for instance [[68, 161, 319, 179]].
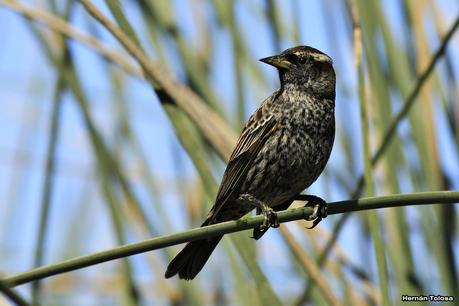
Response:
[[280, 81, 335, 101]]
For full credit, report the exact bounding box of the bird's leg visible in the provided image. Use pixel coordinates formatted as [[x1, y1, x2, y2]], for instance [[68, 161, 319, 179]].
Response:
[[294, 194, 327, 229], [238, 194, 279, 238], [251, 200, 292, 240], [251, 207, 267, 240]]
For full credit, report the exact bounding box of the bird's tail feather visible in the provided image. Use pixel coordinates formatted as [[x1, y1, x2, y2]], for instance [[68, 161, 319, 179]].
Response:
[[165, 235, 223, 280]]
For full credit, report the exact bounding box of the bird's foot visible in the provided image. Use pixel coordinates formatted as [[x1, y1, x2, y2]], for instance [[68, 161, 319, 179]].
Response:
[[294, 194, 327, 229], [252, 226, 267, 240], [239, 194, 279, 240]]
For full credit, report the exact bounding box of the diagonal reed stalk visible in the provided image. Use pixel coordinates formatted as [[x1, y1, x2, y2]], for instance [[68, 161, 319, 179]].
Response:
[[31, 2, 72, 303], [0, 280, 31, 306], [79, 0, 238, 161], [354, 0, 391, 305], [2, 191, 458, 288]]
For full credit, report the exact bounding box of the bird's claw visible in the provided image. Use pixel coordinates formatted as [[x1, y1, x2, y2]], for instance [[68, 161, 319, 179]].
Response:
[[239, 194, 279, 239], [263, 207, 279, 229], [295, 194, 327, 229], [251, 227, 267, 240]]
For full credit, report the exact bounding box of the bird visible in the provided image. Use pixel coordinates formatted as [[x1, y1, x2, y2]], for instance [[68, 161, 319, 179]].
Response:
[[165, 45, 336, 280]]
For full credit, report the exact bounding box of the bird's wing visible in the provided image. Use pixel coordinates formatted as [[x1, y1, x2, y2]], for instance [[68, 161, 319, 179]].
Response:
[[208, 97, 279, 222]]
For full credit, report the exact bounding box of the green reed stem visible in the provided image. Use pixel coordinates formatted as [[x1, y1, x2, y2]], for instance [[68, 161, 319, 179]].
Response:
[[3, 191, 458, 288]]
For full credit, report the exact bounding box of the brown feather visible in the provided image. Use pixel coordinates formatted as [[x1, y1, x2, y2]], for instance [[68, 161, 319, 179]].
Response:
[[209, 113, 277, 222]]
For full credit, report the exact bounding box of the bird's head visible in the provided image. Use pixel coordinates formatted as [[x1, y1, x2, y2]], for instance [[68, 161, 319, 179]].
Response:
[[260, 46, 335, 99]]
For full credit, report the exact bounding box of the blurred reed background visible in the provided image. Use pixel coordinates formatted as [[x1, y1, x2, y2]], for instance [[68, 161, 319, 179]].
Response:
[[0, 0, 458, 305]]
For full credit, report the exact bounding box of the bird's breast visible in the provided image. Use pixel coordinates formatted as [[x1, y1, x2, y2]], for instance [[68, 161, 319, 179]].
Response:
[[243, 97, 335, 206]]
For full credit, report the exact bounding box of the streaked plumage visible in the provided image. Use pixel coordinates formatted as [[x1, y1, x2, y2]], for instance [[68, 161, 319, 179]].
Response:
[[165, 46, 336, 280]]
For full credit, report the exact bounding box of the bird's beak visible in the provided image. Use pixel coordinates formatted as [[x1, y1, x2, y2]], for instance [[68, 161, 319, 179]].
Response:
[[259, 55, 292, 69]]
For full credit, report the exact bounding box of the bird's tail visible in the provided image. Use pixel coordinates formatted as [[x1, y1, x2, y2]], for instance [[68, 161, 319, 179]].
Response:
[[165, 235, 223, 280]]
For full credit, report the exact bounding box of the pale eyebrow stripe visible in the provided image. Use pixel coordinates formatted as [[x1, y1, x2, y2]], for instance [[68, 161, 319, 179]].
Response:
[[292, 50, 332, 64], [311, 53, 332, 63]]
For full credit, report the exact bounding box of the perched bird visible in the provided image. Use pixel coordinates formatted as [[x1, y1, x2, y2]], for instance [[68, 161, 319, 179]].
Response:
[[165, 46, 336, 280]]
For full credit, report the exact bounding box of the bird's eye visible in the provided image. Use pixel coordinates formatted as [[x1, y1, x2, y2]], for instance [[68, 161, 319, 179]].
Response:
[[297, 57, 307, 64], [285, 53, 299, 64], [285, 53, 307, 65]]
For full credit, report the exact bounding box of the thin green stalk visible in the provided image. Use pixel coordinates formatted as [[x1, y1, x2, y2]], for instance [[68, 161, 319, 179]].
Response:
[[0, 0, 142, 76], [109, 71, 167, 233], [142, 0, 225, 116], [16, 12, 143, 304], [82, 71, 140, 305], [409, 3, 457, 296], [62, 51, 156, 238], [218, 1, 262, 267], [103, 0, 142, 47], [353, 14, 459, 196], [231, 235, 282, 306], [104, 0, 227, 133], [0, 280, 31, 306], [266, 0, 282, 53], [3, 190, 459, 287], [292, 0, 302, 44], [110, 70, 205, 306], [163, 103, 218, 197], [80, 0, 238, 162], [64, 53, 140, 305], [32, 4, 71, 304], [171, 29, 224, 115], [375, 3, 423, 298], [24, 18, 143, 301], [31, 63, 65, 306], [362, 183, 391, 305], [210, 1, 267, 90], [30, 29, 160, 301], [280, 227, 343, 306], [225, 239, 261, 306], [354, 1, 390, 301], [97, 161, 140, 306], [227, 1, 247, 127]]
